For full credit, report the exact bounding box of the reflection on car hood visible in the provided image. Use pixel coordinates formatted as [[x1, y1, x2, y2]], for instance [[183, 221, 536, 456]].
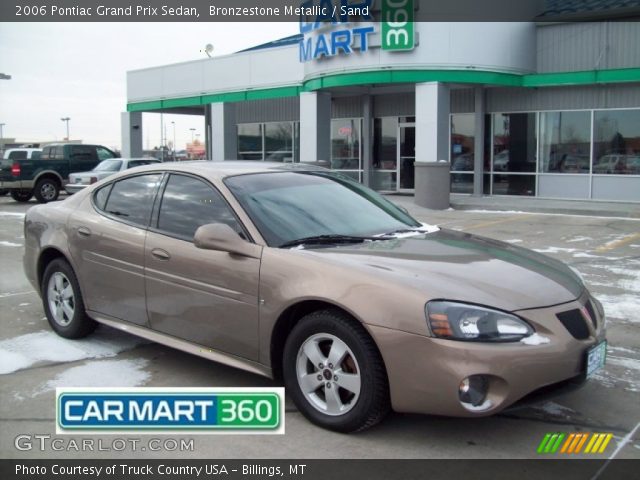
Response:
[[303, 228, 584, 312]]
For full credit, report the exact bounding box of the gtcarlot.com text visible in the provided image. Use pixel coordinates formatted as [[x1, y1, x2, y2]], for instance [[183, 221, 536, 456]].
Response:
[[14, 434, 194, 452]]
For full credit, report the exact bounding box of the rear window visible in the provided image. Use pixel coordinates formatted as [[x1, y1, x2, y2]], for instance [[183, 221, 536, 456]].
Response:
[[8, 151, 28, 160], [31, 151, 41, 160], [100, 174, 162, 227], [128, 160, 159, 168]]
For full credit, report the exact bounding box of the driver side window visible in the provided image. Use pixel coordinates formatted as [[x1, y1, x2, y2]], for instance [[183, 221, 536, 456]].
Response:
[[157, 174, 245, 241]]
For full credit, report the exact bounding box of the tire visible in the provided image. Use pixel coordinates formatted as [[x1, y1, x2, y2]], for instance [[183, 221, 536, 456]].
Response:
[[10, 189, 33, 202], [42, 258, 96, 339], [283, 309, 390, 433], [34, 177, 60, 203]]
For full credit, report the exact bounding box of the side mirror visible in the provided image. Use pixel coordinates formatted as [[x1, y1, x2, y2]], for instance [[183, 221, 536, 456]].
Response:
[[194, 223, 261, 259]]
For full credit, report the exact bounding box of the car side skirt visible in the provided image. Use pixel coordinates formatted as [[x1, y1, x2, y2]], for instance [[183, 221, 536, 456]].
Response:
[[89, 311, 273, 379]]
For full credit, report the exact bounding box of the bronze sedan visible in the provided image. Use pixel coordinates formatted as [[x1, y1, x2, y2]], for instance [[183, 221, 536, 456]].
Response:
[[23, 162, 607, 432]]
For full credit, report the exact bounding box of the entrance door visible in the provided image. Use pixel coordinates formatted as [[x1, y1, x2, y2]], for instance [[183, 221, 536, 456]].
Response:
[[398, 124, 415, 191]]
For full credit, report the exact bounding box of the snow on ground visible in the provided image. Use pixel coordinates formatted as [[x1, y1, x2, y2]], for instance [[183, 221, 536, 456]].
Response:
[[0, 211, 26, 218], [40, 358, 151, 392], [533, 247, 578, 254], [597, 294, 640, 323], [566, 236, 593, 243], [0, 327, 147, 374], [572, 252, 600, 258], [533, 401, 577, 418], [503, 239, 523, 244], [0, 240, 21, 247]]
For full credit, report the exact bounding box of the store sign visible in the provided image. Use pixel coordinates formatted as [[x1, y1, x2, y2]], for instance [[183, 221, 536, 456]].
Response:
[[381, 0, 415, 51], [299, 0, 375, 62], [298, 0, 415, 62]]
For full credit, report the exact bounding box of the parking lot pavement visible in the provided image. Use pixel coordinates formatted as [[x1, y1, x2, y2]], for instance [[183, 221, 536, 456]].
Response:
[[1, 195, 639, 460]]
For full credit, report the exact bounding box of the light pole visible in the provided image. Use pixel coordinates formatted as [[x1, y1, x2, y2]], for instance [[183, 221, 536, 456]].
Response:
[[171, 121, 176, 154], [189, 128, 196, 143], [60, 117, 70, 140], [0, 123, 5, 153]]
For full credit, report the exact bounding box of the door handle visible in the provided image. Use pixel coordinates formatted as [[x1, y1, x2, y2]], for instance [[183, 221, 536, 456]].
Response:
[[77, 227, 91, 237], [151, 248, 171, 261]]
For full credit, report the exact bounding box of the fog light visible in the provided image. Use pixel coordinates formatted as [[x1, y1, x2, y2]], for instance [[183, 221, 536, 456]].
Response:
[[459, 375, 488, 407]]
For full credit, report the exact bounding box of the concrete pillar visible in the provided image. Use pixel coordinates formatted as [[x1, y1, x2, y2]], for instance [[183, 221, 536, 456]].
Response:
[[121, 112, 143, 158], [361, 94, 373, 187], [300, 91, 331, 164], [415, 82, 450, 163], [205, 104, 212, 160], [473, 86, 486, 196], [209, 102, 237, 161]]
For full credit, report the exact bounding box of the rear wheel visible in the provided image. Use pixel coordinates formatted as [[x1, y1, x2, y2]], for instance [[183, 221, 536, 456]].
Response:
[[34, 178, 60, 203], [10, 189, 33, 202], [42, 258, 96, 338], [283, 309, 390, 433]]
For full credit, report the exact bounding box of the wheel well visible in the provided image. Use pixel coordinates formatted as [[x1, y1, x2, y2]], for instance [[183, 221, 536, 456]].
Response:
[[37, 248, 67, 289], [270, 300, 367, 382], [35, 173, 61, 187]]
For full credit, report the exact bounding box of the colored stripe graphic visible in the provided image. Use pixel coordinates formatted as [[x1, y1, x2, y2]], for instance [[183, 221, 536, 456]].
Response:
[[540, 433, 614, 454]]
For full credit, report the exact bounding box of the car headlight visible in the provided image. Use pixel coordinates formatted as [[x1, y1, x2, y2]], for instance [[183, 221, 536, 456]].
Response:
[[426, 301, 534, 342]]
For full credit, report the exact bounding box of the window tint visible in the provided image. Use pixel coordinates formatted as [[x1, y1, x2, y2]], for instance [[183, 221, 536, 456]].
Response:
[[97, 147, 115, 161], [158, 174, 243, 241], [42, 147, 53, 159], [54, 147, 64, 160], [94, 184, 112, 211], [128, 159, 159, 168], [71, 146, 94, 161], [103, 174, 162, 226], [8, 151, 27, 160]]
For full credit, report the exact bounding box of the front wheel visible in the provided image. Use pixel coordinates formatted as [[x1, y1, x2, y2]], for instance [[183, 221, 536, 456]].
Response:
[[10, 189, 33, 202], [34, 178, 60, 203], [283, 310, 390, 433], [42, 258, 96, 338]]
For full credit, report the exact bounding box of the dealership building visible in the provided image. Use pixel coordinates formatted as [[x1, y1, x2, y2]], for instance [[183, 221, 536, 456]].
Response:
[[122, 4, 640, 202]]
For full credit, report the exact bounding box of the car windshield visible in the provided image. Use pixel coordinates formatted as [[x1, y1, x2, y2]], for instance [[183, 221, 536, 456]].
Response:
[[94, 159, 123, 172], [225, 171, 421, 247]]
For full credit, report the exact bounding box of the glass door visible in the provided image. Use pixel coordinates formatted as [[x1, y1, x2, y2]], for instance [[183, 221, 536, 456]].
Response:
[[398, 123, 416, 191]]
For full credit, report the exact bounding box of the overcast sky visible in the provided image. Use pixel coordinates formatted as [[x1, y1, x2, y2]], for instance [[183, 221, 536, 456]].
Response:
[[0, 22, 300, 151]]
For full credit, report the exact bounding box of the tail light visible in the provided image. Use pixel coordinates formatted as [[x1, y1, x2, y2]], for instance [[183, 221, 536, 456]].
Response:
[[11, 163, 21, 177], [90, 177, 98, 184]]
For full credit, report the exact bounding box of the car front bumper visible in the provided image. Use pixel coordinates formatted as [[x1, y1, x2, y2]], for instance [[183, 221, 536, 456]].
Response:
[[368, 291, 606, 417]]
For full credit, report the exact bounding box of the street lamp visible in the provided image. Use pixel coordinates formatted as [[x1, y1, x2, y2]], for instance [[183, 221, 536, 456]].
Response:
[[189, 128, 196, 143], [0, 123, 5, 153], [60, 117, 70, 140], [171, 121, 176, 153]]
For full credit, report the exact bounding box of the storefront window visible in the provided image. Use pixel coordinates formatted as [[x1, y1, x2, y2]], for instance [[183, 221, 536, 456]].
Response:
[[593, 109, 640, 175], [539, 111, 591, 174], [331, 118, 362, 181], [238, 124, 263, 160], [237, 122, 298, 162], [264, 122, 294, 162], [372, 118, 397, 191], [491, 113, 536, 196], [451, 114, 475, 194]]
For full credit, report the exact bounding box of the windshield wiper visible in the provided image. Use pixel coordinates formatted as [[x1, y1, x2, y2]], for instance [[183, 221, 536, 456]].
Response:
[[279, 234, 392, 249], [381, 227, 427, 236]]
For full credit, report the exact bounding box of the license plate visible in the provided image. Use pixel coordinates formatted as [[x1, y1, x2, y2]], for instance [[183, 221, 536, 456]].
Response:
[[586, 341, 607, 377]]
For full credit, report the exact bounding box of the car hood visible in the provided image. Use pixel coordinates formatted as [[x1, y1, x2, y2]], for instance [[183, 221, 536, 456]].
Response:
[[301, 228, 584, 312]]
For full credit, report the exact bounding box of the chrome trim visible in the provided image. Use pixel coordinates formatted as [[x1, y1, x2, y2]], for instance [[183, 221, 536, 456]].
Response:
[[88, 311, 273, 379]]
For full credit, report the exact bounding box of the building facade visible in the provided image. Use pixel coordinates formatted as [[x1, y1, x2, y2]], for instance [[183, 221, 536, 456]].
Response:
[[123, 17, 640, 202]]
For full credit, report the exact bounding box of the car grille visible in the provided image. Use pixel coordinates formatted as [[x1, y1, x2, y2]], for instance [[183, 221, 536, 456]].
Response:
[[556, 309, 590, 340]]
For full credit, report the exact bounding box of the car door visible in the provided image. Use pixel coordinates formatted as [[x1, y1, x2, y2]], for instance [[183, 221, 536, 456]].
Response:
[[68, 172, 163, 325], [144, 173, 261, 360]]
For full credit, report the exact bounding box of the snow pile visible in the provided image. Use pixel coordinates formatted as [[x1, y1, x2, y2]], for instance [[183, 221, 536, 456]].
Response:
[[0, 328, 146, 374], [41, 359, 151, 391]]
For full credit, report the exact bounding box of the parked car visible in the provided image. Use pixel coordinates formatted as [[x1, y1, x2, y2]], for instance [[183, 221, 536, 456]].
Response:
[[0, 149, 42, 196], [592, 154, 637, 174], [23, 161, 606, 432], [66, 158, 161, 194], [559, 154, 590, 173], [0, 143, 118, 203]]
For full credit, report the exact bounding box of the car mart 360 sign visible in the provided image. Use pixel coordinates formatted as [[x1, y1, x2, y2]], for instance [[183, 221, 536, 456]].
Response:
[[299, 0, 415, 63]]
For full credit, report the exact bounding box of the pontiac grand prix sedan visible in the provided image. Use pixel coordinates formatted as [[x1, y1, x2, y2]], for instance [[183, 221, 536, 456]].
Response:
[[23, 161, 607, 432]]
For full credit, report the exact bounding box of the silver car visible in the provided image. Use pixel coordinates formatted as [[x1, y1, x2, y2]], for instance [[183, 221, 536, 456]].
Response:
[[65, 158, 160, 194]]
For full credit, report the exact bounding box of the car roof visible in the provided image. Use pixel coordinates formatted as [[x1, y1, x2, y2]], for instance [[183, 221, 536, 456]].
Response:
[[125, 160, 329, 180]]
